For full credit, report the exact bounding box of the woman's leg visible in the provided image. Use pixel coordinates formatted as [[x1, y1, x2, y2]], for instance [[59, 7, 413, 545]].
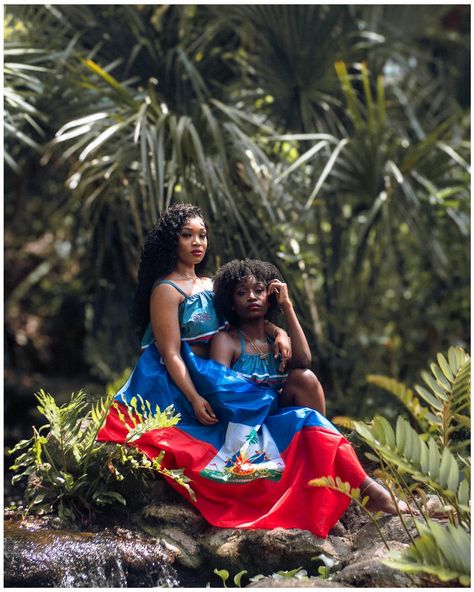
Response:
[[359, 477, 414, 514], [280, 368, 326, 415]]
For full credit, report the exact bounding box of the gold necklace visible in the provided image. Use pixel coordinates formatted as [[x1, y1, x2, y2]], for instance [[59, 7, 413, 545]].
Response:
[[240, 330, 269, 361], [176, 271, 199, 282]]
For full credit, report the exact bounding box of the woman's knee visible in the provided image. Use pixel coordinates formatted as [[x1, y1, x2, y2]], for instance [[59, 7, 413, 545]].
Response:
[[282, 368, 326, 414], [287, 368, 322, 390]]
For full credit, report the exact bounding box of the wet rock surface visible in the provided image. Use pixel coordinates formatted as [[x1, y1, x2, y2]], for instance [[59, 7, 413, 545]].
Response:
[[4, 517, 178, 588], [4, 486, 431, 588]]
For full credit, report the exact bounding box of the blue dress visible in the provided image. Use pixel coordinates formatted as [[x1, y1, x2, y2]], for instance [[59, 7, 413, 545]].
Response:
[[140, 280, 227, 348], [98, 282, 367, 537], [231, 330, 288, 389]]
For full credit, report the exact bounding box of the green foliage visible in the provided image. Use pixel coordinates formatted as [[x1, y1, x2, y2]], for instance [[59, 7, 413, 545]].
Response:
[[385, 520, 471, 586], [312, 554, 336, 579], [213, 568, 230, 587], [368, 346, 470, 453], [4, 5, 469, 418], [8, 388, 193, 523], [211, 563, 334, 587], [326, 346, 471, 586], [115, 394, 180, 444], [366, 376, 435, 431]]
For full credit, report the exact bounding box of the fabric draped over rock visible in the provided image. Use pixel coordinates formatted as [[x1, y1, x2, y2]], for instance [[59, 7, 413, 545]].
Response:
[[98, 341, 366, 537]]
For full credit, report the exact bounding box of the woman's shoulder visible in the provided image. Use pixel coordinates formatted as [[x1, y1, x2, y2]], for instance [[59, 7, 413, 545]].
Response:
[[150, 279, 186, 302], [213, 328, 239, 345]]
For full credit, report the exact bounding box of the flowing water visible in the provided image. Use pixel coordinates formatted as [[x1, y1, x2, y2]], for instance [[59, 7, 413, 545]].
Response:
[[4, 518, 179, 587]]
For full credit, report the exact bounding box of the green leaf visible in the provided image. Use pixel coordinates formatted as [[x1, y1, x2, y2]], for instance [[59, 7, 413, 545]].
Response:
[[427, 438, 440, 480], [414, 385, 443, 411], [421, 371, 448, 399], [436, 353, 454, 382], [384, 520, 470, 585], [430, 364, 451, 391], [447, 348, 459, 372], [457, 479, 469, 505], [213, 569, 229, 587], [276, 567, 304, 578], [446, 456, 459, 492], [233, 570, 248, 587], [396, 416, 406, 453]]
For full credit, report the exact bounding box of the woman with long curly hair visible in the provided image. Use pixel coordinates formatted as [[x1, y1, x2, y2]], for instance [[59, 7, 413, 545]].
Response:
[[120, 203, 293, 424]]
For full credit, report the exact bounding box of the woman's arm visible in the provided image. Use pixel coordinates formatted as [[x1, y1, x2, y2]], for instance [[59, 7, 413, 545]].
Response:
[[267, 280, 311, 368], [150, 285, 218, 425], [209, 331, 238, 367]]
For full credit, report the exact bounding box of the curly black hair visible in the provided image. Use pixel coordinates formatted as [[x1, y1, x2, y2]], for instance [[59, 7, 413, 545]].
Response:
[[213, 259, 283, 327], [133, 203, 208, 336]]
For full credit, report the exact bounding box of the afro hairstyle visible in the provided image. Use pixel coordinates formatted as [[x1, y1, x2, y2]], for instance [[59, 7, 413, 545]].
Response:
[[213, 258, 284, 327]]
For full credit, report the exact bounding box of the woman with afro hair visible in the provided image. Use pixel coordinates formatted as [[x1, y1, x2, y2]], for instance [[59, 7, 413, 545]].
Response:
[[98, 205, 410, 538], [212, 258, 325, 412], [211, 259, 412, 525]]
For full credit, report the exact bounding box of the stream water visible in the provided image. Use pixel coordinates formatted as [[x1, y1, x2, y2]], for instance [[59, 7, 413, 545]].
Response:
[[4, 517, 180, 587]]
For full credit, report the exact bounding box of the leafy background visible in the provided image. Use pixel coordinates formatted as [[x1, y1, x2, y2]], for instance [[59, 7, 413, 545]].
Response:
[[4, 5, 470, 454]]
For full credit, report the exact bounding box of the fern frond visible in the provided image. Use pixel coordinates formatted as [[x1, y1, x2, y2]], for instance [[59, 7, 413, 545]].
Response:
[[367, 375, 435, 430], [78, 390, 117, 456], [351, 415, 469, 519], [384, 520, 471, 586], [412, 347, 470, 452], [117, 394, 181, 443]]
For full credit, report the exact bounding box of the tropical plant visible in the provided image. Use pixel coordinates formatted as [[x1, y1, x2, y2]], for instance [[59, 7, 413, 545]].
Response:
[[8, 388, 193, 524], [204, 4, 470, 410], [311, 345, 471, 586], [4, 5, 469, 414]]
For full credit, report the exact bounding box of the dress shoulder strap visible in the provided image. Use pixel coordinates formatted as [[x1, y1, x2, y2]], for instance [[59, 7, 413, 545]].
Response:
[[153, 279, 188, 298]]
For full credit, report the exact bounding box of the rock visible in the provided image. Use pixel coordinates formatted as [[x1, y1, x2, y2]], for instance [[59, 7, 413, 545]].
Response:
[[338, 499, 372, 533], [333, 541, 422, 587], [143, 501, 207, 532], [4, 519, 178, 588], [328, 520, 347, 536], [4, 486, 438, 588], [201, 527, 349, 577], [247, 575, 351, 587], [352, 514, 419, 550], [144, 525, 203, 570]]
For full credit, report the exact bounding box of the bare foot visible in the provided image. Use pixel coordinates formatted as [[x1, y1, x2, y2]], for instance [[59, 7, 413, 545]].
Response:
[[360, 479, 417, 515]]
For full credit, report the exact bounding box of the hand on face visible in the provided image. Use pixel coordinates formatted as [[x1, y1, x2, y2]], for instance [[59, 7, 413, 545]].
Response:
[[267, 279, 291, 307]]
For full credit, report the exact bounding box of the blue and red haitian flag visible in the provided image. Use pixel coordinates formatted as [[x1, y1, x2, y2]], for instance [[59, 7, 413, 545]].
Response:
[[98, 342, 366, 537]]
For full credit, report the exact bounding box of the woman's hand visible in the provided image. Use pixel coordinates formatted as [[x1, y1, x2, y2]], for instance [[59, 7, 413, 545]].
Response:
[[191, 395, 219, 425], [268, 279, 291, 308], [273, 330, 291, 372]]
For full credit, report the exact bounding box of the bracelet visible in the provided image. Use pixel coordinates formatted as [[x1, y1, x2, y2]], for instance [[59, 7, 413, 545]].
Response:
[[360, 481, 377, 497]]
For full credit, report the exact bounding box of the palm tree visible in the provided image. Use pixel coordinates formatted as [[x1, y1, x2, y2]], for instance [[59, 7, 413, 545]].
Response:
[[205, 4, 470, 408], [4, 5, 469, 402]]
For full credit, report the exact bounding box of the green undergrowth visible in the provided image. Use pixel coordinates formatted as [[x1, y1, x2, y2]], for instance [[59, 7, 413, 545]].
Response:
[[211, 556, 335, 588], [311, 346, 471, 587], [8, 385, 193, 526]]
